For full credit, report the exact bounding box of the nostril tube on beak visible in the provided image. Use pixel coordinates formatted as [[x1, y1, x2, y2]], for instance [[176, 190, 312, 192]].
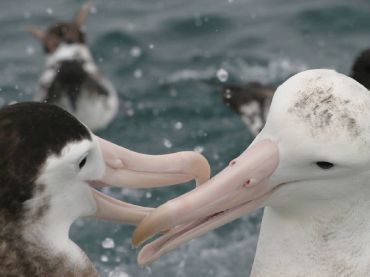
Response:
[[229, 160, 237, 166], [243, 180, 252, 188], [243, 179, 259, 188]]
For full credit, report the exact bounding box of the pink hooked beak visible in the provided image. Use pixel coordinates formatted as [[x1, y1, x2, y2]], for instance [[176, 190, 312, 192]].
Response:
[[89, 135, 211, 226], [132, 139, 279, 265]]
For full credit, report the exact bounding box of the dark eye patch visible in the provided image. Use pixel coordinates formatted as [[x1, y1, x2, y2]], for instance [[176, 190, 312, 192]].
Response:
[[316, 161, 334, 170]]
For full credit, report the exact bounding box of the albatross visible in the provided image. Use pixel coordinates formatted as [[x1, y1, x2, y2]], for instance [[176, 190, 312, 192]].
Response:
[[27, 3, 119, 131], [0, 102, 209, 276], [133, 69, 370, 276], [222, 48, 370, 138]]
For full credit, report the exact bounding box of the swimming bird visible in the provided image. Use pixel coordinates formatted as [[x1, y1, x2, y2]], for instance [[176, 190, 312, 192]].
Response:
[[133, 69, 370, 276], [27, 3, 118, 131], [222, 82, 274, 136], [351, 48, 370, 91], [222, 49, 370, 137], [0, 102, 209, 276]]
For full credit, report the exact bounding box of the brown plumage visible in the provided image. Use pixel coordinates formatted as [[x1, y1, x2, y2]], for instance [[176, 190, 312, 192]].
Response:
[[222, 47, 370, 137], [221, 82, 275, 136], [26, 3, 89, 53], [0, 223, 98, 277], [0, 103, 97, 276]]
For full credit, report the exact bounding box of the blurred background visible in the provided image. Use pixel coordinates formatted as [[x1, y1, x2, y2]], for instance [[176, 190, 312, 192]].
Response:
[[1, 0, 370, 276]]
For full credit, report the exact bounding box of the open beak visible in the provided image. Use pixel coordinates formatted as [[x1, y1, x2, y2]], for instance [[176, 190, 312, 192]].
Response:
[[89, 135, 211, 226], [132, 139, 279, 265]]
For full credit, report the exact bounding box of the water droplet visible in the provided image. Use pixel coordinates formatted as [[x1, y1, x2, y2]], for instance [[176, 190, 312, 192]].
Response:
[[212, 153, 220, 160], [26, 45, 35, 55], [174, 121, 183, 130], [100, 254, 109, 262], [194, 146, 204, 153], [108, 269, 130, 277], [224, 89, 232, 99], [130, 46, 142, 58], [216, 68, 229, 82], [149, 44, 154, 49], [197, 130, 208, 137], [46, 8, 53, 15], [134, 69, 143, 79], [145, 192, 152, 199], [126, 109, 135, 117], [102, 238, 115, 249], [163, 138, 173, 148]]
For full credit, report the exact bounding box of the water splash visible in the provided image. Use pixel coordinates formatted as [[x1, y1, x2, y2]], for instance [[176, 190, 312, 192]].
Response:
[[102, 238, 116, 249], [174, 121, 183, 130], [109, 268, 130, 277], [134, 69, 143, 79], [163, 138, 173, 148], [194, 145, 205, 153], [130, 47, 142, 58], [101, 255, 109, 263], [216, 68, 229, 82]]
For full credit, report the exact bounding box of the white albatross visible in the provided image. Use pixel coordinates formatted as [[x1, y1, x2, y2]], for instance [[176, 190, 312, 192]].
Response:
[[133, 69, 370, 276]]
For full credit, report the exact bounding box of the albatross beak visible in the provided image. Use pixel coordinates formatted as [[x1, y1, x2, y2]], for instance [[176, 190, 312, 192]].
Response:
[[132, 139, 279, 265], [89, 135, 211, 225]]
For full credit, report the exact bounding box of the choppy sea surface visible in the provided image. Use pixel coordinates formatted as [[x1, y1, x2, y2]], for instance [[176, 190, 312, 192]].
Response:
[[1, 0, 370, 276]]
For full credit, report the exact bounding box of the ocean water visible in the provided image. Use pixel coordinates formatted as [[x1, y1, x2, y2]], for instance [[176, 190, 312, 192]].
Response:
[[1, 0, 370, 276]]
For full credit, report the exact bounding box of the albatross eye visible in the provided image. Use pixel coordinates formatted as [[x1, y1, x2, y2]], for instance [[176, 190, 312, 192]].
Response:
[[316, 161, 334, 170], [78, 156, 87, 170]]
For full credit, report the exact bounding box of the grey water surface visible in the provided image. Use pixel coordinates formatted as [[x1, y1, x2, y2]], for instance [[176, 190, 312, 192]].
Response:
[[1, 0, 370, 276]]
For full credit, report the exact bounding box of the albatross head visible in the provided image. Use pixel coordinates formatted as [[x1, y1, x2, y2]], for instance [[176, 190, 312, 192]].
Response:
[[132, 69, 370, 265], [26, 3, 90, 54], [0, 102, 210, 257]]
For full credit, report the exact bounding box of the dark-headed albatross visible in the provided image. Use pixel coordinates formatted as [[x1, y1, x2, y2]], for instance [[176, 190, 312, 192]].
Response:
[[0, 102, 209, 276]]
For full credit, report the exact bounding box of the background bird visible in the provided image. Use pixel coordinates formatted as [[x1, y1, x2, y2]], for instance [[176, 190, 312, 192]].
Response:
[[221, 82, 274, 136], [221, 47, 370, 137], [27, 3, 118, 131]]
